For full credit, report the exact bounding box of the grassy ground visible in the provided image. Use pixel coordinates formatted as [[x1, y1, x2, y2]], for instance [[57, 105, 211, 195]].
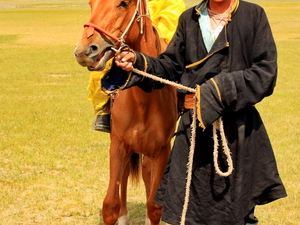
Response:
[[0, 1, 299, 224]]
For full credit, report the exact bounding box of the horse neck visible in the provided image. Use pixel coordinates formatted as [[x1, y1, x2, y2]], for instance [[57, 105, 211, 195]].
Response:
[[124, 17, 165, 100], [131, 21, 161, 57]]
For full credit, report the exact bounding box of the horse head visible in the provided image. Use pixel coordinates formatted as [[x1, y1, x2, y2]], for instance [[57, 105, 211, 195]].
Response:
[[74, 0, 148, 71]]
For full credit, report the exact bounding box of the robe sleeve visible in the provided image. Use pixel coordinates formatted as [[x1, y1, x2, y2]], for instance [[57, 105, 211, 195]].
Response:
[[197, 8, 277, 129], [113, 12, 187, 92]]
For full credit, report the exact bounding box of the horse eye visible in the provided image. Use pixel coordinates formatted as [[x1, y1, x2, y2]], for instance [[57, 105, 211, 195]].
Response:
[[118, 0, 129, 7]]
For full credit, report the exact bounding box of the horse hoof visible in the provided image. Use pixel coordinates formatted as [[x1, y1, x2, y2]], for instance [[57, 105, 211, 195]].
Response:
[[118, 214, 129, 225]]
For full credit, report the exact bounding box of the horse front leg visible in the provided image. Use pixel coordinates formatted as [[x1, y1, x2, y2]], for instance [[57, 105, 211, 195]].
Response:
[[102, 141, 129, 225], [118, 161, 130, 225], [143, 145, 171, 225], [142, 156, 152, 225]]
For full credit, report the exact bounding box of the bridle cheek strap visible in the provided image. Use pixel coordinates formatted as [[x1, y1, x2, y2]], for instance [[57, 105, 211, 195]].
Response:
[[84, 22, 119, 41]]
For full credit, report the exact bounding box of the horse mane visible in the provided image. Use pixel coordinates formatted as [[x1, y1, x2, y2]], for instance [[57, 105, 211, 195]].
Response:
[[152, 26, 164, 55]]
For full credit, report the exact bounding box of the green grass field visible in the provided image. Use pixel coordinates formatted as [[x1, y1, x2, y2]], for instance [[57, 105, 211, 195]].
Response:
[[0, 1, 299, 224]]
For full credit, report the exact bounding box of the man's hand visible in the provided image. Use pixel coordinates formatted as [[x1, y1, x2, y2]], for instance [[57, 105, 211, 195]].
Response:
[[114, 51, 135, 71]]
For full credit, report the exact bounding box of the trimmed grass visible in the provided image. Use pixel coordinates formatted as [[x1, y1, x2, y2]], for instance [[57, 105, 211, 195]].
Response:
[[0, 1, 299, 224]]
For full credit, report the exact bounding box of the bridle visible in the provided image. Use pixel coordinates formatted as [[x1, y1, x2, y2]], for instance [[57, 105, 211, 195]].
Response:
[[83, 0, 150, 52]]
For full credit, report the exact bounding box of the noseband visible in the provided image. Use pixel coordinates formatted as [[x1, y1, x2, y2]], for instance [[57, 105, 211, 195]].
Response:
[[83, 0, 149, 47]]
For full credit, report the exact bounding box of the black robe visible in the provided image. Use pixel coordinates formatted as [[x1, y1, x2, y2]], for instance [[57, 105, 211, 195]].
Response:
[[105, 0, 287, 224]]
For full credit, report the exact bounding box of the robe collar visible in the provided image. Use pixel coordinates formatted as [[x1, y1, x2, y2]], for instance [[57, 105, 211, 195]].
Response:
[[196, 0, 239, 52], [185, 0, 239, 68]]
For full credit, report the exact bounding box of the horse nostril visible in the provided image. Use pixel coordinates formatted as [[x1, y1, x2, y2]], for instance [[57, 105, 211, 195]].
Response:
[[84, 45, 99, 57], [90, 45, 99, 53]]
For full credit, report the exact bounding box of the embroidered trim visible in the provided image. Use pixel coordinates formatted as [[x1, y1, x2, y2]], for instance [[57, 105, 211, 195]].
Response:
[[140, 53, 148, 72], [120, 71, 133, 90], [139, 53, 148, 82], [185, 40, 229, 69], [210, 78, 222, 101], [195, 85, 206, 129], [228, 0, 239, 21]]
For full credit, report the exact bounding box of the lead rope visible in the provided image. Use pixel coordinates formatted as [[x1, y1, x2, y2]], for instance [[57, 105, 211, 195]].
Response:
[[131, 68, 233, 224], [180, 96, 197, 225], [132, 68, 196, 93]]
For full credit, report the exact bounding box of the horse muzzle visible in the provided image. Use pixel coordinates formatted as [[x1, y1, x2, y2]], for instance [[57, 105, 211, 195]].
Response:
[[74, 41, 114, 71]]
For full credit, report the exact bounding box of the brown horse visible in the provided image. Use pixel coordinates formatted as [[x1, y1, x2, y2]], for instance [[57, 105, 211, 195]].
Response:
[[74, 0, 177, 224]]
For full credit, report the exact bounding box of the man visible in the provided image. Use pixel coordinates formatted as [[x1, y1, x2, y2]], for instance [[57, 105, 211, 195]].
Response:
[[88, 0, 185, 132], [110, 0, 287, 224]]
